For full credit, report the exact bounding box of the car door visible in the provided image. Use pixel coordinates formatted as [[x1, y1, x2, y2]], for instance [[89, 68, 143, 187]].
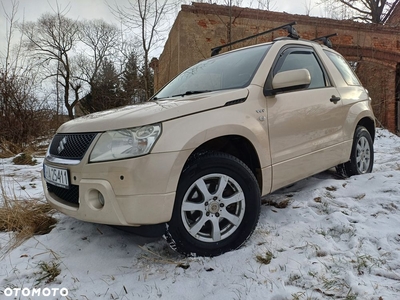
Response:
[[266, 45, 346, 191]]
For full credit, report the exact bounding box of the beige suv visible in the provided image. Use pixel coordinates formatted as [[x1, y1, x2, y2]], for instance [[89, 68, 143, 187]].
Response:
[[42, 35, 375, 257]]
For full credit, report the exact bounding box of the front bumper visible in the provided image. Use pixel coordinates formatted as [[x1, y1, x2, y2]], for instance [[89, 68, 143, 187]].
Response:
[[42, 152, 183, 226]]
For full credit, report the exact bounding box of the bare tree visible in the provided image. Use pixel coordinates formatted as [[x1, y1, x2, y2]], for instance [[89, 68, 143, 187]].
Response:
[[204, 1, 246, 48], [1, 0, 18, 76], [320, 0, 400, 23], [304, 0, 317, 15], [110, 0, 178, 99], [216, 0, 237, 46], [19, 11, 81, 119], [256, 0, 277, 10], [1, 0, 52, 148], [77, 19, 120, 88]]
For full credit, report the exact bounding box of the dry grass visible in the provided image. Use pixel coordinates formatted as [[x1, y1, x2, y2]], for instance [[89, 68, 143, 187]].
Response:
[[12, 153, 37, 165], [35, 261, 61, 285], [0, 199, 56, 235], [256, 250, 274, 265], [0, 139, 19, 158], [0, 178, 57, 254], [262, 195, 293, 209], [0, 138, 49, 159]]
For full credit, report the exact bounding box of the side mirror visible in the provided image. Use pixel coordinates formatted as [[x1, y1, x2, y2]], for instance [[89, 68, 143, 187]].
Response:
[[272, 69, 311, 94]]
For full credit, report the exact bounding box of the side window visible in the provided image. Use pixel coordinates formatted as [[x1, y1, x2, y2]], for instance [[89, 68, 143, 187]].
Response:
[[324, 50, 361, 86], [274, 49, 327, 89]]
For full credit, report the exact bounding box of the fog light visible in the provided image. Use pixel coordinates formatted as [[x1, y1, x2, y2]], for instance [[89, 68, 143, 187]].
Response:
[[87, 189, 105, 210], [98, 192, 105, 207]]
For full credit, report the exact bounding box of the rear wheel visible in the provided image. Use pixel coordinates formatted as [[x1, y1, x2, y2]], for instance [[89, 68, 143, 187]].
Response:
[[337, 126, 374, 177], [165, 152, 261, 257]]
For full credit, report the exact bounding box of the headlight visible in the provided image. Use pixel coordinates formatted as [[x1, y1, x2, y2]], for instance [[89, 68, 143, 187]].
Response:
[[89, 123, 162, 162]]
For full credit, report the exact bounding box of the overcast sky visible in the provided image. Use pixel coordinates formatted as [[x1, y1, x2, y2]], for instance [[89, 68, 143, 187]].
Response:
[[0, 0, 322, 59], [1, 0, 322, 22]]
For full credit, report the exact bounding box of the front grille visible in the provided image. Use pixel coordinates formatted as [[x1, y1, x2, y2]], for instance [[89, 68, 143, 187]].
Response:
[[47, 183, 79, 205], [49, 133, 97, 160]]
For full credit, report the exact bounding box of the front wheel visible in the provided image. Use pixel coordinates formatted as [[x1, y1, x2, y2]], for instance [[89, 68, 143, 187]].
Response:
[[165, 152, 261, 257], [338, 126, 374, 177]]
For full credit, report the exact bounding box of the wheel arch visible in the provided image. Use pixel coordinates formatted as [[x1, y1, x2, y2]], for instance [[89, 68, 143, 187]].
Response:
[[357, 116, 375, 141], [182, 135, 263, 192]]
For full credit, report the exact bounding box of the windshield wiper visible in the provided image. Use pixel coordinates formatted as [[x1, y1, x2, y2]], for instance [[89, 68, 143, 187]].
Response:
[[152, 96, 165, 100], [171, 90, 211, 97]]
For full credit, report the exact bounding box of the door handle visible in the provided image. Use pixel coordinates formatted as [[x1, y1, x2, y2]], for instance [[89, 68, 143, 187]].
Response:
[[330, 95, 341, 104]]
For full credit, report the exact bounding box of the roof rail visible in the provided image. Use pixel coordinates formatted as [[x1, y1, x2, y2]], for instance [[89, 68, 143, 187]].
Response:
[[312, 33, 337, 48], [210, 21, 299, 56]]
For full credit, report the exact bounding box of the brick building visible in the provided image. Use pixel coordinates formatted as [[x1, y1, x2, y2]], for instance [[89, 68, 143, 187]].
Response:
[[154, 2, 400, 133]]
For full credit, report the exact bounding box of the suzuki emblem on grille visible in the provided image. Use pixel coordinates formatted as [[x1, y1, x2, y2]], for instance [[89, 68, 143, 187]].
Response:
[[57, 137, 68, 154]]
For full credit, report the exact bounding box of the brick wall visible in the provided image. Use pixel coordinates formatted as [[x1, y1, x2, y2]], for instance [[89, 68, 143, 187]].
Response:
[[356, 59, 397, 128], [155, 2, 400, 132]]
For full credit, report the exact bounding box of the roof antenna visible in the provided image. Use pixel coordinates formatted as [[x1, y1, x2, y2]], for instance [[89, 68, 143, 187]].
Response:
[[312, 33, 337, 48]]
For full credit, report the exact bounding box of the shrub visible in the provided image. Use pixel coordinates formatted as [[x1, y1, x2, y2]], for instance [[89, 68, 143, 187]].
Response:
[[12, 153, 37, 165]]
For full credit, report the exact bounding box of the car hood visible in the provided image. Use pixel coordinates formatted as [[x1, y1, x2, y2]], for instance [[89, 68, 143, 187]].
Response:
[[58, 89, 249, 133]]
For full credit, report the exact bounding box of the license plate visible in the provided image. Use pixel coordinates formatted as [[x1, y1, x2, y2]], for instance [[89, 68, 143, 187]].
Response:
[[43, 164, 69, 189]]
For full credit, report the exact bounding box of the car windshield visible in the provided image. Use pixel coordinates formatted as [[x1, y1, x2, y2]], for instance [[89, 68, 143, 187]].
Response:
[[153, 44, 271, 100]]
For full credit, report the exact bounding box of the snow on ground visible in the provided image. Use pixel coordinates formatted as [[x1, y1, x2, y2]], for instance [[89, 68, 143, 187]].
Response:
[[1, 128, 400, 300]]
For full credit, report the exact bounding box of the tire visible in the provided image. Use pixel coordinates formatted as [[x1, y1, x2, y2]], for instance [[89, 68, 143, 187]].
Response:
[[165, 152, 261, 257], [339, 126, 374, 177]]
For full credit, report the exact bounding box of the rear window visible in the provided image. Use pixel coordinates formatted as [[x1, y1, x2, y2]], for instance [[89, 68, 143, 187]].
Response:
[[324, 50, 361, 86]]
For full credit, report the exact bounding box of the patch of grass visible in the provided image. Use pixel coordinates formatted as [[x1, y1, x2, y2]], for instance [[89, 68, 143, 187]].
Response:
[[35, 261, 61, 285], [137, 244, 189, 268], [325, 186, 337, 192], [324, 191, 334, 199], [291, 292, 305, 300], [313, 197, 333, 214], [345, 293, 357, 300], [328, 225, 356, 239], [256, 250, 274, 265], [0, 178, 57, 254], [286, 273, 301, 285], [322, 277, 343, 290], [12, 152, 37, 165], [262, 197, 291, 209], [354, 193, 366, 200], [0, 137, 50, 159], [353, 254, 384, 275], [0, 199, 57, 252], [380, 202, 398, 212], [308, 271, 317, 278], [321, 201, 330, 214]]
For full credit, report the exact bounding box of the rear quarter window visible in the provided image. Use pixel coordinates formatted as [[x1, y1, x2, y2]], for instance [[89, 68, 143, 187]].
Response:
[[324, 50, 361, 86]]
